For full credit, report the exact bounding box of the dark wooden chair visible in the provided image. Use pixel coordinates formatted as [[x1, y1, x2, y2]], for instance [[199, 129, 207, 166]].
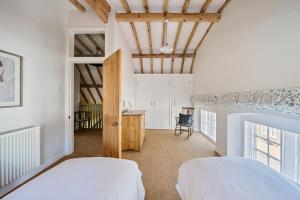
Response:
[[74, 111, 91, 131], [174, 107, 195, 138]]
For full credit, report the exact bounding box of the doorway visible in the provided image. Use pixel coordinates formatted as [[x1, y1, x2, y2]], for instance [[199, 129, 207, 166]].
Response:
[[66, 28, 122, 158], [73, 62, 103, 156]]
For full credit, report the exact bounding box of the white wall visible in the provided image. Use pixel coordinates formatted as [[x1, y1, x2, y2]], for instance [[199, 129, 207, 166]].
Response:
[[135, 74, 193, 129], [114, 21, 136, 110], [193, 0, 300, 155], [194, 0, 300, 94], [0, 0, 67, 164]]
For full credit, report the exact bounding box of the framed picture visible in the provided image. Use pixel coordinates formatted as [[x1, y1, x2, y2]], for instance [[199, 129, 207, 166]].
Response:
[[0, 50, 22, 108]]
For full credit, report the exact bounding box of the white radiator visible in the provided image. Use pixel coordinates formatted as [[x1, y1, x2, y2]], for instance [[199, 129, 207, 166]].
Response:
[[0, 126, 40, 187]]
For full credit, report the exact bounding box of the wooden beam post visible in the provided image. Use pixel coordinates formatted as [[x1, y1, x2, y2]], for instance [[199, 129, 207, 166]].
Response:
[[115, 13, 221, 22], [161, 0, 168, 74], [132, 53, 194, 58], [85, 0, 111, 23], [80, 88, 89, 103], [75, 35, 93, 54], [69, 0, 86, 13], [81, 84, 103, 88], [121, 0, 144, 73], [181, 0, 213, 73], [96, 67, 103, 82], [76, 64, 96, 104], [84, 64, 103, 102], [171, 0, 190, 73], [85, 34, 104, 55], [143, 0, 154, 73]]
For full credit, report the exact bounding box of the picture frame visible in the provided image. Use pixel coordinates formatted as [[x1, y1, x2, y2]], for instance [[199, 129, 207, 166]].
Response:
[[0, 50, 22, 108]]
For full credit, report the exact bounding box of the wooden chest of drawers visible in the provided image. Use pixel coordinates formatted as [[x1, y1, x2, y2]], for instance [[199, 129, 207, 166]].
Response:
[[122, 110, 145, 151]]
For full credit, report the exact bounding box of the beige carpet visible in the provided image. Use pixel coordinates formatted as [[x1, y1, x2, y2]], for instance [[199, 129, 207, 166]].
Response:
[[123, 130, 217, 200], [74, 129, 217, 200]]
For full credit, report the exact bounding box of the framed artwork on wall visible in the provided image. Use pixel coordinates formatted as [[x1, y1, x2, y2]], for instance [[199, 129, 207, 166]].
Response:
[[0, 50, 22, 108]]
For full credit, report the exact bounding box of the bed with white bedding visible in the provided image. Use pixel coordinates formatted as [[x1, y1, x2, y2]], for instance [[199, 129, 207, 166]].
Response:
[[3, 157, 145, 200], [176, 157, 300, 200]]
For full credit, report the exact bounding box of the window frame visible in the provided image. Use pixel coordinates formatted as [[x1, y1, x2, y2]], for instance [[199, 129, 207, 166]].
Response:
[[200, 110, 217, 142], [252, 123, 284, 173]]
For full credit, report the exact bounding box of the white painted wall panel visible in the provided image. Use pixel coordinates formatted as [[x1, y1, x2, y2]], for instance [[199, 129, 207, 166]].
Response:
[[135, 74, 193, 129]]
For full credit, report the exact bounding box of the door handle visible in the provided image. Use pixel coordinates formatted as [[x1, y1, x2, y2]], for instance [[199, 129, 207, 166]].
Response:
[[112, 122, 118, 126]]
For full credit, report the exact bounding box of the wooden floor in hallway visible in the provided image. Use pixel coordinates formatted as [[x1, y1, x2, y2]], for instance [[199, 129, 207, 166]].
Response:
[[74, 129, 103, 155]]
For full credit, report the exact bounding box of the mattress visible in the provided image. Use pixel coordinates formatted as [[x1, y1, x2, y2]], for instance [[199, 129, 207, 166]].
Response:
[[3, 157, 145, 200], [176, 157, 300, 200]]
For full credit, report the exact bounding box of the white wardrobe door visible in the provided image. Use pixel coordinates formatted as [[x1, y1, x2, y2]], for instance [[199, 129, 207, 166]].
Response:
[[156, 79, 171, 129], [170, 76, 193, 129], [135, 78, 155, 129]]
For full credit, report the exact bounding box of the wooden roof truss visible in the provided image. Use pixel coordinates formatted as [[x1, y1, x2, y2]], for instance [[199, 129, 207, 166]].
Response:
[[116, 0, 231, 74]]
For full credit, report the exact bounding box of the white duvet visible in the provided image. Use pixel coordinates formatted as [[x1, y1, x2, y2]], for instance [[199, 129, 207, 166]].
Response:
[[176, 157, 300, 200], [3, 157, 145, 200]]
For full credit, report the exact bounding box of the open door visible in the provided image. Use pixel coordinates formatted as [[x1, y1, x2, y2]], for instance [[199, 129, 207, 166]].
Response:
[[103, 49, 122, 158]]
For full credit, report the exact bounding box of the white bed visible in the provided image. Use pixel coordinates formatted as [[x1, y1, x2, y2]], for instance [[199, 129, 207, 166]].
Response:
[[176, 157, 300, 200], [3, 157, 145, 200]]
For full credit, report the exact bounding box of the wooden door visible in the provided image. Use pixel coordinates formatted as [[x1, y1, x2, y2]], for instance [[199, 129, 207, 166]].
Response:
[[103, 49, 122, 158]]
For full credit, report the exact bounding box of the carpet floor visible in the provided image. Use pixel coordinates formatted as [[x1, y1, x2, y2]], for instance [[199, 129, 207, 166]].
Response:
[[123, 130, 217, 200], [74, 129, 217, 200]]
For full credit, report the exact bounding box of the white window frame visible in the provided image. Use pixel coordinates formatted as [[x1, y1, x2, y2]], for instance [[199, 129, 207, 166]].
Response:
[[200, 110, 216, 142], [252, 124, 283, 172]]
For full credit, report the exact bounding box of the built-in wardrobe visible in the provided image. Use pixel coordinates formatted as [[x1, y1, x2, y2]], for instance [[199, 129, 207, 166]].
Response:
[[135, 74, 193, 130]]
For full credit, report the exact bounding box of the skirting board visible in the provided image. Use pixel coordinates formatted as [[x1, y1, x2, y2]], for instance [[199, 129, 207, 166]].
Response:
[[215, 148, 225, 157], [0, 152, 67, 198]]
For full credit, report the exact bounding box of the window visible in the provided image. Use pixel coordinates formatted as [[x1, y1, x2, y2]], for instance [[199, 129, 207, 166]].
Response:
[[245, 121, 300, 184], [200, 110, 216, 142], [252, 124, 282, 172]]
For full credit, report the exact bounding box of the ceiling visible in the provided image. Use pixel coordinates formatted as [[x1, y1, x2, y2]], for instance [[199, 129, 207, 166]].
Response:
[[76, 64, 103, 104], [69, 0, 230, 74], [74, 34, 105, 57]]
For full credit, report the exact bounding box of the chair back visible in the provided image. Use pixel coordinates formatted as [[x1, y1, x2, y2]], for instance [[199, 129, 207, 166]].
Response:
[[178, 113, 193, 126], [181, 107, 195, 115]]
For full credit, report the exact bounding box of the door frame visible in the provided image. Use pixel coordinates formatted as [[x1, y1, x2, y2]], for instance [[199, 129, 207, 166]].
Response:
[[65, 28, 107, 155]]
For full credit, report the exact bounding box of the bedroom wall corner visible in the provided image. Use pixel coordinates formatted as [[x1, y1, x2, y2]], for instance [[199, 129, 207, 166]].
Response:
[[0, 0, 68, 164]]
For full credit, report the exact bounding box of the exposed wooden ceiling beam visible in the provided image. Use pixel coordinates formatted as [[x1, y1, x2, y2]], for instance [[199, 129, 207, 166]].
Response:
[[191, 0, 232, 74], [85, 0, 111, 23], [115, 13, 220, 22], [189, 55, 196, 74], [180, 0, 213, 73], [81, 84, 103, 88], [121, 0, 144, 73], [143, 0, 153, 74], [69, 0, 86, 13], [85, 34, 104, 55], [76, 64, 96, 104], [171, 0, 190, 73], [161, 0, 168, 74], [75, 35, 93, 54], [80, 88, 89, 103], [132, 53, 194, 58], [75, 46, 83, 56], [96, 67, 103, 82], [84, 64, 102, 101]]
